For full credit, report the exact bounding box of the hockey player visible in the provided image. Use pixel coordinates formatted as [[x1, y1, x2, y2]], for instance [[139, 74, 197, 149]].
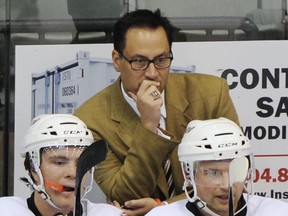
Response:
[[0, 114, 123, 216], [146, 118, 288, 216]]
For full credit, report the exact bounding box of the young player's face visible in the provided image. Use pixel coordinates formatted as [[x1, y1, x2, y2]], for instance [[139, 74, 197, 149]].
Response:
[[39, 146, 86, 213], [112, 27, 171, 96], [194, 160, 245, 216]]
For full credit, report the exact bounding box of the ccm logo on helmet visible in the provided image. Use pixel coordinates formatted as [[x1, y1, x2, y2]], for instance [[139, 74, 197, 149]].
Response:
[[63, 130, 83, 134], [218, 142, 237, 148]]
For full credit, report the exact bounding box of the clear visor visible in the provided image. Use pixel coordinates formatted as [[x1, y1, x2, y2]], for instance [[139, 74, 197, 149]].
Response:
[[190, 157, 250, 187]]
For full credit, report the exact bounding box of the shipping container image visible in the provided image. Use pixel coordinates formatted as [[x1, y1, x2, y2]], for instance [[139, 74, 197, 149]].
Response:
[[31, 51, 119, 118]]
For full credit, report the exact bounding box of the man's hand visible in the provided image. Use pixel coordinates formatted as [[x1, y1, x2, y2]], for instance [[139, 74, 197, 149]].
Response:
[[120, 197, 159, 216], [129, 80, 162, 133]]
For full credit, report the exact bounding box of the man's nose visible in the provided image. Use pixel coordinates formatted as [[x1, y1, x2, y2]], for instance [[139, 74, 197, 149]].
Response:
[[65, 163, 77, 178], [145, 62, 158, 79], [219, 172, 230, 189]]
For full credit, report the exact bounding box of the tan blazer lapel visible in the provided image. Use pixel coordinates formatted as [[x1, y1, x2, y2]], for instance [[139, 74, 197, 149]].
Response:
[[165, 75, 192, 141], [110, 79, 140, 148]]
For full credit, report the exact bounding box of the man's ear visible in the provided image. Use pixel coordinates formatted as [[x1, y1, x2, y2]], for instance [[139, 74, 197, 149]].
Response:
[[30, 168, 40, 183], [112, 49, 121, 72]]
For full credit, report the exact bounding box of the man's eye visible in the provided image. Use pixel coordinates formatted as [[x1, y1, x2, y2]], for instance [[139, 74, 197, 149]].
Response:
[[203, 169, 221, 178], [134, 59, 147, 64], [53, 160, 66, 166], [208, 169, 221, 177], [155, 57, 166, 63]]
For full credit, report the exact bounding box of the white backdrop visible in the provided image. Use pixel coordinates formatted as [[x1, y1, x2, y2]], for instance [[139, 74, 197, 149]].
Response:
[[15, 41, 288, 201]]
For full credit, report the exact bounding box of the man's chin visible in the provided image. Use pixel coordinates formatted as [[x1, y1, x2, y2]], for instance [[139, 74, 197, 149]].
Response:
[[207, 203, 229, 216]]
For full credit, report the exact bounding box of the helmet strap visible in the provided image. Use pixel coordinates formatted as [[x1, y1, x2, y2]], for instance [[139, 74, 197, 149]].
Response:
[[24, 161, 62, 210]]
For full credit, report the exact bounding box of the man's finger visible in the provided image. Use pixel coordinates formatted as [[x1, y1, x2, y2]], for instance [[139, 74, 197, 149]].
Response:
[[128, 91, 137, 102]]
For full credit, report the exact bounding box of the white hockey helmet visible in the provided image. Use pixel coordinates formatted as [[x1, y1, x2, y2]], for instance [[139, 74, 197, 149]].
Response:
[[178, 117, 254, 216], [178, 117, 251, 163], [22, 114, 93, 166], [21, 114, 94, 209]]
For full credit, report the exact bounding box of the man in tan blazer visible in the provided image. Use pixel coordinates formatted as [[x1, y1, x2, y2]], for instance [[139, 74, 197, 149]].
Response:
[[74, 9, 239, 216]]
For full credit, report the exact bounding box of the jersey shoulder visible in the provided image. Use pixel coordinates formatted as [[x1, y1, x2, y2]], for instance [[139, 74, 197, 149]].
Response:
[[146, 199, 194, 216], [0, 196, 34, 215], [83, 199, 124, 216]]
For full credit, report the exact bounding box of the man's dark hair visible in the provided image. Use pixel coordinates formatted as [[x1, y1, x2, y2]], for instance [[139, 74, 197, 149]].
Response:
[[23, 149, 44, 183], [113, 9, 175, 53], [24, 153, 37, 183]]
